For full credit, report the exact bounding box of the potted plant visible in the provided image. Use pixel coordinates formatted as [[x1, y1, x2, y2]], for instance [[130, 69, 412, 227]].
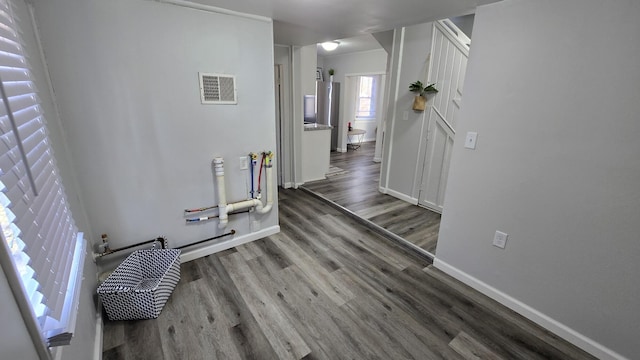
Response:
[[409, 80, 438, 111], [328, 68, 335, 82]]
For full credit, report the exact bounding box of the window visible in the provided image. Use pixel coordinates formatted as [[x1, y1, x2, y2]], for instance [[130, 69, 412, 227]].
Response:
[[355, 75, 378, 118], [0, 0, 84, 348]]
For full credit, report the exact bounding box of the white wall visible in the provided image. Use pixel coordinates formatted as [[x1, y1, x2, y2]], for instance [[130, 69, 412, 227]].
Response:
[[321, 49, 388, 151], [291, 45, 318, 186], [436, 1, 640, 359], [33, 0, 279, 261], [372, 30, 394, 54], [316, 55, 324, 73], [353, 119, 377, 143], [321, 48, 388, 83], [449, 14, 474, 38], [380, 22, 434, 201], [300, 45, 318, 95]]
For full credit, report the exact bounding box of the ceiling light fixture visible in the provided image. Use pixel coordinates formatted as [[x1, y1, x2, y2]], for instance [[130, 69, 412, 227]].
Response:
[[321, 41, 340, 51]]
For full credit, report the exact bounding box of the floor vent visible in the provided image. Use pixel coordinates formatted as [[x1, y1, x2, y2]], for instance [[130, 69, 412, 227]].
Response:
[[199, 73, 237, 104]]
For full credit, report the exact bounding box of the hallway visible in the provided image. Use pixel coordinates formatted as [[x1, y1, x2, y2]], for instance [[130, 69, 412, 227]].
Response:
[[302, 142, 441, 253]]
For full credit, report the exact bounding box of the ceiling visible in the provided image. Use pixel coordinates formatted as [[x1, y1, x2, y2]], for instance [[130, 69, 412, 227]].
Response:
[[189, 0, 499, 45]]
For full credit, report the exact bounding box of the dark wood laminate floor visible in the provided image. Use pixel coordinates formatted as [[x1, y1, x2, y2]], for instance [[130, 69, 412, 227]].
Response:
[[302, 142, 441, 253], [102, 189, 595, 360]]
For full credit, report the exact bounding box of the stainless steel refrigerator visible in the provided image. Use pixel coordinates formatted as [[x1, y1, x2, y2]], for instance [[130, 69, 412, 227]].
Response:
[[316, 81, 340, 151]]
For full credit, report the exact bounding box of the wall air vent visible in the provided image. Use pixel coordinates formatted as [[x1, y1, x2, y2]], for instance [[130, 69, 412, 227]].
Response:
[[199, 72, 237, 104]]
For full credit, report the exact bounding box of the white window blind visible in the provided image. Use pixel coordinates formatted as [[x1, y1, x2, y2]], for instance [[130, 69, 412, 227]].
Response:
[[0, 0, 85, 348]]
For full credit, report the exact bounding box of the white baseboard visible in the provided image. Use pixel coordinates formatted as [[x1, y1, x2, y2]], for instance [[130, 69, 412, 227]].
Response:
[[420, 201, 443, 214], [283, 182, 294, 189], [384, 188, 419, 205], [180, 225, 280, 263], [294, 182, 305, 188], [303, 176, 326, 183], [373, 157, 382, 163], [433, 258, 628, 360], [337, 147, 347, 153], [93, 312, 103, 360]]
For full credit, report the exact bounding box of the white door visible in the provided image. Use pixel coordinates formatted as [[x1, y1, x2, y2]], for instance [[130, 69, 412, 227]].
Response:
[[418, 20, 469, 213], [419, 108, 455, 212]]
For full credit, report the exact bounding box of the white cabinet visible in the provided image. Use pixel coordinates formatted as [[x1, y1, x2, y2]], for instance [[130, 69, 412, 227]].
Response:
[[301, 127, 331, 183]]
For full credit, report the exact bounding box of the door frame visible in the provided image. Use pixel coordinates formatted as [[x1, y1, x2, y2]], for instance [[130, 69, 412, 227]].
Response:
[[274, 45, 295, 188], [274, 64, 284, 186]]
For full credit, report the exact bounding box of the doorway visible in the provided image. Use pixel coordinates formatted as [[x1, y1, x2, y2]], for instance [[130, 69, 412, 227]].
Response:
[[343, 73, 386, 160]]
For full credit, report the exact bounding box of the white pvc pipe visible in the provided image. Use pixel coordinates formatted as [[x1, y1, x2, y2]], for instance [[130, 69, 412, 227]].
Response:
[[214, 154, 274, 228], [254, 165, 273, 214], [213, 158, 228, 228]]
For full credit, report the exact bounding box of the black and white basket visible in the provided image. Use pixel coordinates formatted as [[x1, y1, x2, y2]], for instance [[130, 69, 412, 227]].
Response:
[[97, 249, 181, 320]]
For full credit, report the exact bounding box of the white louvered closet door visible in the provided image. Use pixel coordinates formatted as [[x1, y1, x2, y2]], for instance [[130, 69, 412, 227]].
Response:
[[418, 20, 470, 213]]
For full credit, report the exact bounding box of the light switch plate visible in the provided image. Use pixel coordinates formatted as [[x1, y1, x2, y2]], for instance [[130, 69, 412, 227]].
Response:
[[493, 231, 508, 249], [239, 156, 248, 170], [465, 131, 478, 149]]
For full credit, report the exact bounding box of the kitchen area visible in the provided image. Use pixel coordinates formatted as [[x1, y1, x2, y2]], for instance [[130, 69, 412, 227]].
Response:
[[301, 78, 340, 182]]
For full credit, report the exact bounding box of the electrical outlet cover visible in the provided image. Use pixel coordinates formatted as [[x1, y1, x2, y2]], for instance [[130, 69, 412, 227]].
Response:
[[493, 231, 508, 249], [465, 131, 478, 149]]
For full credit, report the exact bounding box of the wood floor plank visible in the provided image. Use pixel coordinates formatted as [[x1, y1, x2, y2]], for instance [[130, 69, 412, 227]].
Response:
[[447, 305, 547, 360], [204, 253, 281, 359], [282, 266, 393, 360], [220, 251, 311, 360], [355, 200, 412, 219], [102, 345, 125, 360], [276, 207, 333, 252], [449, 331, 505, 360], [254, 237, 293, 270], [154, 286, 200, 360], [156, 280, 242, 360], [334, 268, 458, 360], [318, 214, 412, 271], [278, 220, 344, 273], [196, 255, 243, 327], [102, 319, 124, 352], [270, 231, 355, 306], [236, 241, 264, 261], [246, 258, 352, 360], [123, 318, 164, 360], [334, 258, 463, 347]]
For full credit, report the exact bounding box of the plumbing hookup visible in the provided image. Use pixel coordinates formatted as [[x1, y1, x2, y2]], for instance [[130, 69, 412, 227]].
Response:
[[183, 151, 274, 228], [215, 151, 274, 228]]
